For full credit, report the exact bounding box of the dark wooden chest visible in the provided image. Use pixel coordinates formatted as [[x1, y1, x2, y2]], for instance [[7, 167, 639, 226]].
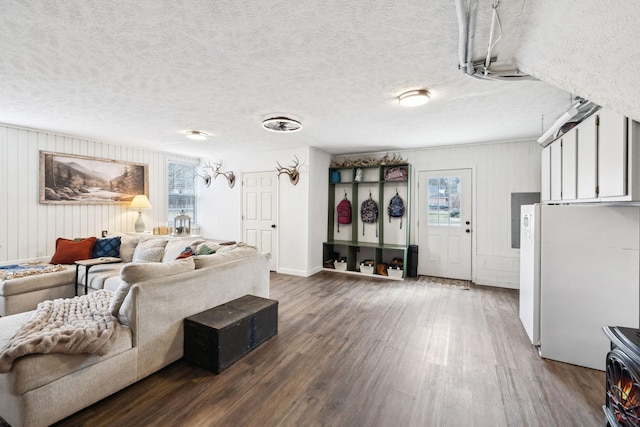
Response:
[[183, 295, 278, 374]]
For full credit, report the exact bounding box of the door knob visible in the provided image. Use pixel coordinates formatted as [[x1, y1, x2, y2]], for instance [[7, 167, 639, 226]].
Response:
[[465, 221, 470, 225], [271, 224, 277, 228], [465, 229, 471, 233]]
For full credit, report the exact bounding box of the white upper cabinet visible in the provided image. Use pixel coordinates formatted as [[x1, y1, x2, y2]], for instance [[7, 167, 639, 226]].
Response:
[[541, 108, 639, 203], [577, 114, 598, 199], [541, 145, 551, 201], [561, 128, 577, 200], [598, 109, 628, 198], [550, 141, 562, 201]]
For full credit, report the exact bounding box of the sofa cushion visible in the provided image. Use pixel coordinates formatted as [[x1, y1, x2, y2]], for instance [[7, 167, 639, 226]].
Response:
[[0, 267, 74, 296], [76, 263, 123, 292], [0, 310, 133, 394], [116, 234, 139, 263], [192, 244, 258, 269], [217, 243, 238, 252], [50, 237, 97, 264], [92, 237, 121, 258], [132, 237, 168, 263], [109, 257, 195, 316]]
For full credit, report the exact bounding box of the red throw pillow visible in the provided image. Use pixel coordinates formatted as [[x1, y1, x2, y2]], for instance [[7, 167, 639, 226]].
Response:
[[175, 247, 193, 260], [50, 237, 97, 264]]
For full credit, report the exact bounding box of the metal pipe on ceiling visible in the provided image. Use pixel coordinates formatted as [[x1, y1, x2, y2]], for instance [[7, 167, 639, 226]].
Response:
[[455, 0, 535, 81]]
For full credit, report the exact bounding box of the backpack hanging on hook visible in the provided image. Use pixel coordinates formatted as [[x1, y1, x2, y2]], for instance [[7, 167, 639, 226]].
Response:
[[360, 191, 378, 237], [388, 191, 405, 229], [336, 193, 352, 232]]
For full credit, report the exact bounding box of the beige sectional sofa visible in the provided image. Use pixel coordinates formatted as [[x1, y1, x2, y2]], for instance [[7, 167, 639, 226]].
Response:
[[0, 239, 270, 427]]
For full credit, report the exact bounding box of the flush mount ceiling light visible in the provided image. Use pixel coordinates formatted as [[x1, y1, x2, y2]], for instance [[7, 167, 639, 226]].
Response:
[[185, 130, 208, 140], [262, 117, 302, 133], [398, 89, 431, 107]]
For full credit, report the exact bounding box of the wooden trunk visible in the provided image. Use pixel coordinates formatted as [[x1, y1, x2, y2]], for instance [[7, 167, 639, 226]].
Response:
[[183, 295, 278, 374]]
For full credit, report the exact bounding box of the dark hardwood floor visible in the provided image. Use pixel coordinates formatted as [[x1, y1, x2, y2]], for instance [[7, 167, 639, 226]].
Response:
[[54, 271, 605, 427]]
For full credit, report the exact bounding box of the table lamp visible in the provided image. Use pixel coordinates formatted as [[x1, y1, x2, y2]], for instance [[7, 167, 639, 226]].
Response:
[[130, 195, 152, 232]]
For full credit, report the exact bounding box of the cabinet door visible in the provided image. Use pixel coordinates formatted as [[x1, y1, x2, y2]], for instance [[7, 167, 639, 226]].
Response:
[[577, 115, 597, 199], [541, 145, 551, 201], [550, 141, 562, 201], [598, 109, 628, 198], [561, 129, 577, 200]]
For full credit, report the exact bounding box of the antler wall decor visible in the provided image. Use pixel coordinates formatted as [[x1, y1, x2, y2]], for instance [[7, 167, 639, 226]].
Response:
[[276, 155, 301, 186], [330, 153, 406, 168], [200, 160, 236, 188]]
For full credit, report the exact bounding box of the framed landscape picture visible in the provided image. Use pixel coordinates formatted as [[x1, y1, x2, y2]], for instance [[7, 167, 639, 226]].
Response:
[[39, 151, 148, 204]]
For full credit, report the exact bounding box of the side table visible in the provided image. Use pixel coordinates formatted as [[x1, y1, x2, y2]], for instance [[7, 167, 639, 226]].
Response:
[[74, 257, 121, 296]]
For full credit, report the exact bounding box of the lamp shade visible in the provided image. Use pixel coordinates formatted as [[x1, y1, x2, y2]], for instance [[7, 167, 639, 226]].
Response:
[[130, 195, 152, 209]]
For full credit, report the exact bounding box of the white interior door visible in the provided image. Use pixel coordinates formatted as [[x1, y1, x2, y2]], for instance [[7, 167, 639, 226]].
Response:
[[242, 172, 278, 271], [417, 169, 472, 280]]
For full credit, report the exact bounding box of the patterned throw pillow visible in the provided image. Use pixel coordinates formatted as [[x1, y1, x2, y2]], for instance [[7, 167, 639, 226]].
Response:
[[133, 247, 165, 263], [92, 237, 121, 258], [132, 237, 168, 262]]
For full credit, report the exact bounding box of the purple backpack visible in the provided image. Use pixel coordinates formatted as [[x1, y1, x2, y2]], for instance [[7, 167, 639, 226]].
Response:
[[337, 195, 352, 232]]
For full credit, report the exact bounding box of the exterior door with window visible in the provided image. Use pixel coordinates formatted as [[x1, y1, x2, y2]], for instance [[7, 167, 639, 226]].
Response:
[[418, 169, 472, 280], [242, 172, 278, 271]]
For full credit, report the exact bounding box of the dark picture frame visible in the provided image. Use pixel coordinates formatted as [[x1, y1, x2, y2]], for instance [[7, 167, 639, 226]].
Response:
[[39, 151, 148, 204]]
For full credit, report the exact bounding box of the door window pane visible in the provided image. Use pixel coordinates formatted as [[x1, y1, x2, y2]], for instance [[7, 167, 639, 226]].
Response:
[[427, 176, 461, 227]]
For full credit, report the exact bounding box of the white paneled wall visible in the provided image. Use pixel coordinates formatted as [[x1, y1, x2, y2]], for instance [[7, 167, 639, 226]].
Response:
[[0, 124, 198, 264], [197, 146, 328, 277], [306, 148, 331, 275], [335, 140, 541, 289]]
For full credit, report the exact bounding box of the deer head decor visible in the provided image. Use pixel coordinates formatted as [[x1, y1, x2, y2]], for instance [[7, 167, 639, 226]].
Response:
[[199, 160, 236, 188], [276, 156, 301, 186]]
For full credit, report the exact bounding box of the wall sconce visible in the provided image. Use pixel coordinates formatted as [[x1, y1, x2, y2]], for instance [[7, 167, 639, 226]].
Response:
[[200, 160, 235, 188], [276, 156, 301, 186], [130, 195, 152, 232]]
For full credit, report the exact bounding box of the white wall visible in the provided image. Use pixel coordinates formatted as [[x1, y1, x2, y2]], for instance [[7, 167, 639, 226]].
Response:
[[307, 148, 332, 275], [334, 139, 541, 289], [198, 146, 329, 277], [0, 124, 198, 264], [0, 121, 538, 286]]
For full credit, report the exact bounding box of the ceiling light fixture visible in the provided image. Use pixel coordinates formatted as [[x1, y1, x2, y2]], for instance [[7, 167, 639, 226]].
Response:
[[262, 117, 302, 133], [398, 89, 431, 107], [185, 130, 208, 140], [537, 107, 578, 146]]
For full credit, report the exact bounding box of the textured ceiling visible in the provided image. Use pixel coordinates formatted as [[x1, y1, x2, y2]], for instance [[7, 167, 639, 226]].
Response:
[[0, 1, 635, 158]]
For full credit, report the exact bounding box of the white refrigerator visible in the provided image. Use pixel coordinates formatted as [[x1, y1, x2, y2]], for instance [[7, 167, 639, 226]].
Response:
[[519, 204, 541, 348], [519, 204, 640, 370]]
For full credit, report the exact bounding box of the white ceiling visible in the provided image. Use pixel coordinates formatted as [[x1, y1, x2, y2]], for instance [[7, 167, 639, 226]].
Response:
[[1, 1, 638, 158]]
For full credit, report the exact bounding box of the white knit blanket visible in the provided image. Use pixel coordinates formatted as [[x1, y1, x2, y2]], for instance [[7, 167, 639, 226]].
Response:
[[0, 290, 120, 373]]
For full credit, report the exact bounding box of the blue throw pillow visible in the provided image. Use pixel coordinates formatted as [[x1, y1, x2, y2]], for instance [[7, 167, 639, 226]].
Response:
[[92, 236, 122, 258]]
